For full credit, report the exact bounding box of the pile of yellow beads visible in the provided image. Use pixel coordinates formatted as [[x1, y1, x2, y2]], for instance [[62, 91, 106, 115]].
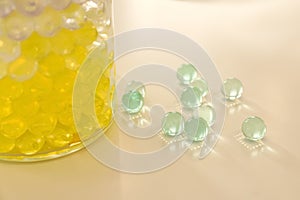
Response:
[[0, 1, 113, 159]]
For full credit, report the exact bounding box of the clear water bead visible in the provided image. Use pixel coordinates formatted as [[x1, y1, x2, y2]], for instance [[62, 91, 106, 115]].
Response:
[[34, 7, 62, 37], [14, 0, 47, 16], [242, 116, 266, 141], [191, 78, 209, 97], [49, 0, 71, 10], [0, 36, 21, 63], [126, 81, 146, 97], [180, 86, 203, 108], [4, 11, 34, 41], [222, 78, 244, 101], [0, 0, 15, 17], [122, 91, 144, 114], [162, 112, 185, 137], [177, 64, 198, 84], [196, 104, 216, 127], [185, 117, 209, 142]]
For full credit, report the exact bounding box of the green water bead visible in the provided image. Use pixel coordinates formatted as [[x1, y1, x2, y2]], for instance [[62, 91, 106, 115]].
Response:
[[162, 112, 185, 137], [0, 115, 27, 139], [222, 78, 244, 101], [191, 78, 209, 97], [177, 64, 198, 84], [242, 116, 266, 141], [185, 117, 209, 142], [16, 132, 45, 155], [126, 81, 146, 98], [122, 91, 144, 114], [197, 104, 216, 127], [180, 86, 203, 108], [0, 133, 15, 153]]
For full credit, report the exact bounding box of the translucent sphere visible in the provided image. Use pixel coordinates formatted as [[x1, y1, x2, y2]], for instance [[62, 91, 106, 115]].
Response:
[[49, 0, 71, 10], [191, 78, 209, 97], [16, 132, 45, 155], [34, 7, 62, 37], [0, 36, 21, 63], [0, 77, 23, 99], [185, 117, 209, 142], [122, 91, 144, 114], [46, 127, 74, 148], [125, 80, 146, 98], [196, 104, 216, 127], [0, 0, 15, 17], [0, 134, 15, 153], [177, 64, 198, 84], [242, 116, 266, 141], [0, 115, 27, 139], [12, 94, 39, 117], [0, 98, 12, 120], [39, 52, 65, 77], [180, 86, 203, 108], [29, 113, 57, 135], [8, 56, 38, 81], [162, 112, 185, 137], [222, 78, 244, 101], [21, 32, 51, 59], [0, 60, 8, 79], [61, 3, 85, 30], [4, 11, 34, 41], [14, 0, 47, 16]]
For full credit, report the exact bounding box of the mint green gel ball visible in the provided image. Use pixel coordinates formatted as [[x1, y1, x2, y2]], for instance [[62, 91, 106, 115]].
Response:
[[162, 112, 185, 137], [242, 116, 266, 141], [122, 91, 144, 114], [185, 117, 209, 142]]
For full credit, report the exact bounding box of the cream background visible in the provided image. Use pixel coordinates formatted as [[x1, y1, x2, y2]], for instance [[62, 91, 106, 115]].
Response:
[[1, 0, 300, 199]]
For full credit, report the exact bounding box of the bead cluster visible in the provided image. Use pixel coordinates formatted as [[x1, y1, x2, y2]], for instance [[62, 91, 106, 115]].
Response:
[[0, 1, 113, 157]]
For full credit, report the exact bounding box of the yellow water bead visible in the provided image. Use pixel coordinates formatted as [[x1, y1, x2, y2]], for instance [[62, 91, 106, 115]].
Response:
[[0, 114, 27, 139], [12, 94, 39, 117], [0, 98, 12, 119], [53, 70, 76, 94], [73, 21, 98, 46], [8, 56, 38, 82], [39, 52, 65, 77], [29, 113, 57, 136], [50, 28, 75, 55], [0, 77, 23, 99], [46, 127, 74, 148], [58, 105, 75, 127], [21, 32, 51, 59], [65, 46, 87, 71], [23, 73, 53, 98], [97, 106, 112, 128], [16, 132, 45, 155], [96, 76, 110, 99], [0, 134, 15, 153], [39, 91, 67, 113]]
